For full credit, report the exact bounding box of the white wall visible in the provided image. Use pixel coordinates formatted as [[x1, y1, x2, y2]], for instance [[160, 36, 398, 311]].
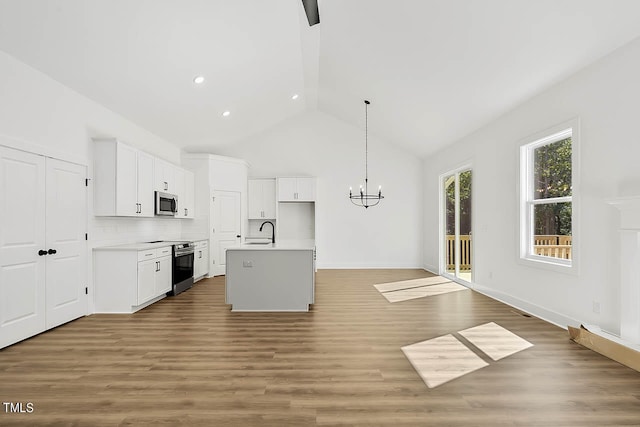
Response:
[[0, 49, 191, 315], [0, 50, 184, 247], [216, 110, 423, 268], [423, 36, 640, 332]]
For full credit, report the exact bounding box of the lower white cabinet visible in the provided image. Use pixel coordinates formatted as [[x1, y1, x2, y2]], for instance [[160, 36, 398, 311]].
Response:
[[94, 246, 172, 313], [194, 240, 209, 281], [137, 255, 172, 305]]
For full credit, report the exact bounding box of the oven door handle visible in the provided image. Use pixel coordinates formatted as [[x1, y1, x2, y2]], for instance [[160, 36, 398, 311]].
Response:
[[174, 249, 195, 257]]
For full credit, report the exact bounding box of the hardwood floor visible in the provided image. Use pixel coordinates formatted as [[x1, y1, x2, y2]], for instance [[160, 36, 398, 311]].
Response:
[[1, 269, 640, 426]]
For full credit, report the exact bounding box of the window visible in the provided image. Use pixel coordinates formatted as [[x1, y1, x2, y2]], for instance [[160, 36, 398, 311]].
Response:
[[520, 122, 578, 269]]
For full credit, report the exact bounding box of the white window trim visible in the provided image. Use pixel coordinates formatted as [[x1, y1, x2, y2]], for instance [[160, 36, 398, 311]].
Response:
[[518, 118, 580, 275]]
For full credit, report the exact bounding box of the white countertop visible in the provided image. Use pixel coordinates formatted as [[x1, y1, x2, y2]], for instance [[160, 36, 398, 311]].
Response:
[[229, 239, 315, 251], [93, 241, 176, 251], [94, 236, 208, 252]]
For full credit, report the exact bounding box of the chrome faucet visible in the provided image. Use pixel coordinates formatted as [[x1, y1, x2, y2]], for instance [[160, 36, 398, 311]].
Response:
[[259, 221, 275, 243]]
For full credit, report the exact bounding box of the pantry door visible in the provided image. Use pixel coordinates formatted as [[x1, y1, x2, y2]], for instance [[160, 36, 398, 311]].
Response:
[[0, 146, 46, 348], [45, 158, 88, 329], [211, 190, 241, 276]]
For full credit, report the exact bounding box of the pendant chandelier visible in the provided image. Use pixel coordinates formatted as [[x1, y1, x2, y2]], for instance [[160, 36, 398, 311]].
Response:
[[349, 100, 384, 208]]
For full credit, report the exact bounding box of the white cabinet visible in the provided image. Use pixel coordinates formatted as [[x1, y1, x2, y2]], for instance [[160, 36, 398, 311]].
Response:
[[154, 158, 176, 193], [137, 253, 172, 304], [156, 255, 172, 294], [137, 258, 157, 305], [248, 179, 276, 219], [277, 177, 316, 202], [1, 146, 88, 349], [194, 240, 209, 281], [136, 152, 155, 216], [94, 246, 172, 313], [176, 169, 195, 219], [93, 139, 154, 217]]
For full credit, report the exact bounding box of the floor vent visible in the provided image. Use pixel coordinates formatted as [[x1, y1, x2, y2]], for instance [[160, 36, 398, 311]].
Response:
[[511, 310, 532, 318]]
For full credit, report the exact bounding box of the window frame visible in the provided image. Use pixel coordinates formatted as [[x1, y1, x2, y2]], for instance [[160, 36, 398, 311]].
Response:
[[519, 119, 580, 274]]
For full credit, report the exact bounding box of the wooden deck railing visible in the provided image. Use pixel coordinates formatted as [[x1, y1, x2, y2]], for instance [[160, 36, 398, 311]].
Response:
[[446, 234, 572, 268], [534, 245, 572, 259], [533, 235, 572, 260], [446, 235, 472, 271]]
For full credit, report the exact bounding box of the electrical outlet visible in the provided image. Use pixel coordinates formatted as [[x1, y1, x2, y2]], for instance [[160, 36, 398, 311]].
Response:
[[592, 301, 601, 314], [243, 260, 253, 268]]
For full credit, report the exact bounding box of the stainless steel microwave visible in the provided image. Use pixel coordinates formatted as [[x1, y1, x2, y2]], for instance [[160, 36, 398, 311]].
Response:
[[155, 191, 178, 216]]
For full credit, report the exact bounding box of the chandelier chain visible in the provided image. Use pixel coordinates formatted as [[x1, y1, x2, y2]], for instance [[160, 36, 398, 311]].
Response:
[[348, 99, 383, 208], [364, 99, 371, 196]]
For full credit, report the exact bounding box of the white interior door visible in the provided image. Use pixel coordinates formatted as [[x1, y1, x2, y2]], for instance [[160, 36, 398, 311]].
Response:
[[0, 147, 46, 348], [211, 190, 241, 276], [45, 158, 87, 329]]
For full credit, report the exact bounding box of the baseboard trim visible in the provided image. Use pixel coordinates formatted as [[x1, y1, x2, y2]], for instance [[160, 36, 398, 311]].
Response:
[[471, 282, 578, 330], [316, 263, 424, 269]]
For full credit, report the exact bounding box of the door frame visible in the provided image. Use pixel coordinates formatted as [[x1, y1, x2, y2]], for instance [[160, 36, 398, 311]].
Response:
[[439, 163, 474, 286]]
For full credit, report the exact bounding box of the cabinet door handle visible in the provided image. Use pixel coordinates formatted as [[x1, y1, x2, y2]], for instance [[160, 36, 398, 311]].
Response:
[[156, 261, 160, 272], [185, 208, 188, 216], [164, 181, 168, 191], [38, 249, 47, 256], [48, 249, 57, 255]]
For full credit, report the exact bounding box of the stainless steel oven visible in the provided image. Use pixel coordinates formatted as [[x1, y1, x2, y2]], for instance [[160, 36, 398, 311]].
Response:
[[169, 242, 195, 295], [155, 191, 178, 216]]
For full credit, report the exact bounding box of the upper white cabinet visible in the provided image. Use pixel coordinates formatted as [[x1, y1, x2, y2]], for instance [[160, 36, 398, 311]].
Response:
[[94, 138, 195, 219], [154, 158, 176, 193], [94, 139, 154, 217], [248, 178, 276, 219], [277, 177, 316, 202], [175, 169, 195, 219]]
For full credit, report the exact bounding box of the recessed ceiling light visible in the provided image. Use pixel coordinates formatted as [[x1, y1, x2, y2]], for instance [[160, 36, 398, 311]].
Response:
[[291, 94, 299, 100], [193, 75, 205, 84], [222, 111, 231, 117]]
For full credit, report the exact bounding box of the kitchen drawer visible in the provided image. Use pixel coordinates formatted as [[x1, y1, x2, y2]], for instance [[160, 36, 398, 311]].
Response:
[[138, 249, 157, 261], [157, 246, 172, 257]]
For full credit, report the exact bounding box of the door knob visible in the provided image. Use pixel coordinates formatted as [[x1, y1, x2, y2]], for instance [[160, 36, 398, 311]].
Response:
[[236, 235, 241, 238], [48, 249, 57, 255], [38, 250, 47, 256]]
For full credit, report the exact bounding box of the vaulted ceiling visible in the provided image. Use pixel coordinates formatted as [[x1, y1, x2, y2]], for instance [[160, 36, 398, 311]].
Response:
[[2, 0, 640, 157]]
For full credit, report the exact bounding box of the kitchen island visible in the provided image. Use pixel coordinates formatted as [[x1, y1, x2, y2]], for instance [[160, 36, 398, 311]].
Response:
[[225, 240, 315, 311]]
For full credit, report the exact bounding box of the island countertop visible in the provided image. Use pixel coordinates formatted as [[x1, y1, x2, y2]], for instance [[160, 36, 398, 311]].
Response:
[[229, 239, 315, 251]]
